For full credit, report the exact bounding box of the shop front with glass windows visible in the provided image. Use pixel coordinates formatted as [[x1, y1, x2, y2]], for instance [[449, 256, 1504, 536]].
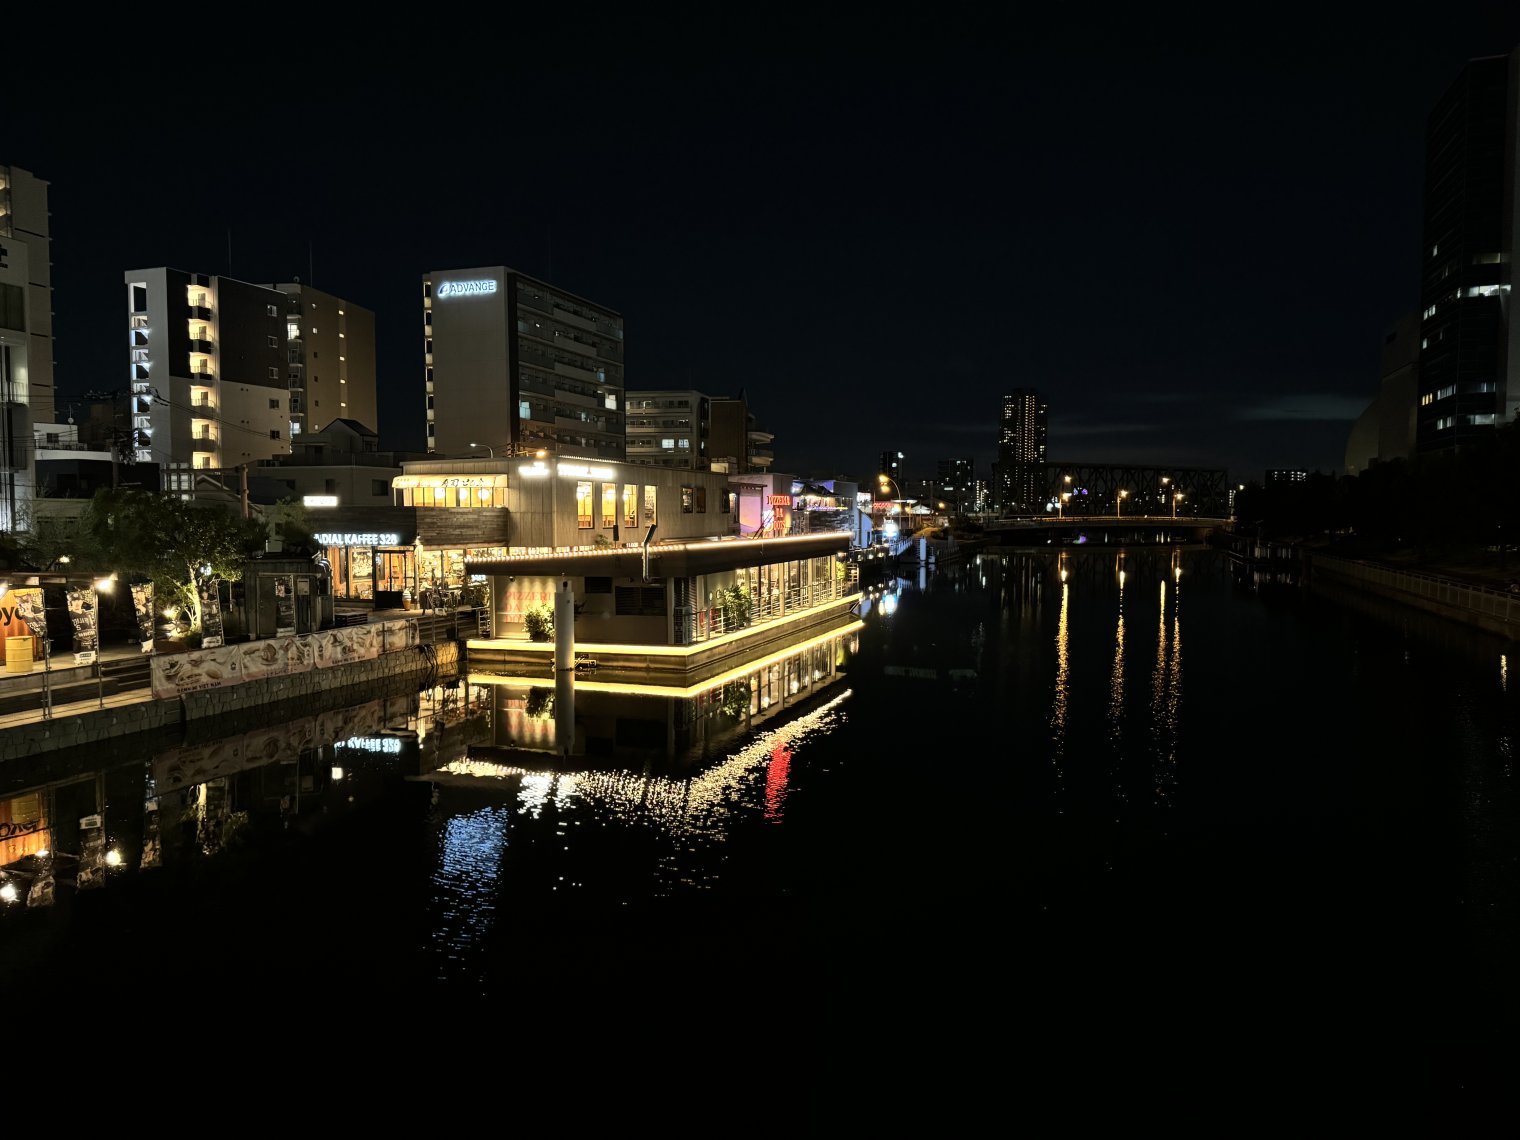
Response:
[[315, 528, 419, 604]]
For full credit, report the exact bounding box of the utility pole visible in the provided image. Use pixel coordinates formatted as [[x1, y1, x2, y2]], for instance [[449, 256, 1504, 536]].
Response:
[[240, 463, 250, 519]]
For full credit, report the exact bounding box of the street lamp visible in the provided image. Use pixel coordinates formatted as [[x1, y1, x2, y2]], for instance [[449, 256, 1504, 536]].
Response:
[[1117, 489, 1128, 519], [93, 576, 114, 709], [1159, 475, 1170, 514], [1172, 491, 1183, 520], [1057, 491, 1070, 519], [469, 442, 495, 458]]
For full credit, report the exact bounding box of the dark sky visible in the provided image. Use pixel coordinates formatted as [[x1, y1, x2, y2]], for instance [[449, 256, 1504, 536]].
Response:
[[9, 9, 1520, 487]]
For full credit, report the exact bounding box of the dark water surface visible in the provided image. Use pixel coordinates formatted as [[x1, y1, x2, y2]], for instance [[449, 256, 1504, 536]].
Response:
[[3, 547, 1518, 1070]]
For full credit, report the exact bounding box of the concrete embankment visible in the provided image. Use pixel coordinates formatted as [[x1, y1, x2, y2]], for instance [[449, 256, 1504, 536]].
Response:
[[0, 642, 459, 763], [1306, 552, 1520, 641]]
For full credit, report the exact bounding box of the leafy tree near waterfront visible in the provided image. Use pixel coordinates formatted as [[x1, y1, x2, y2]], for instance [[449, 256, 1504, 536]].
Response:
[[81, 489, 266, 635]]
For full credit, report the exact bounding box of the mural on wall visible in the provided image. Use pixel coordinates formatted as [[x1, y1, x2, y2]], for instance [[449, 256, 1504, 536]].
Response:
[[150, 620, 407, 699]]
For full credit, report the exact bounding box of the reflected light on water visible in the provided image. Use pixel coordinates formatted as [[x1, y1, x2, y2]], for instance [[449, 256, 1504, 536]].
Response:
[[431, 805, 509, 982], [1502, 654, 1508, 692], [1050, 581, 1070, 782]]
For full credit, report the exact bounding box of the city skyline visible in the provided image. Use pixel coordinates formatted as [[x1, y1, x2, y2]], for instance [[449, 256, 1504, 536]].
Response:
[[7, 11, 1520, 486]]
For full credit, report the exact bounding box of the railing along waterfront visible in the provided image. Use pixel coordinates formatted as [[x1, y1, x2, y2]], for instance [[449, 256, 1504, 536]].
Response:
[[1311, 553, 1520, 628]]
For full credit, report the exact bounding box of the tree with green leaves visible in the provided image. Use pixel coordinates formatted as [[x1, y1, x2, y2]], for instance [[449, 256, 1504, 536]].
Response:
[[82, 489, 266, 635]]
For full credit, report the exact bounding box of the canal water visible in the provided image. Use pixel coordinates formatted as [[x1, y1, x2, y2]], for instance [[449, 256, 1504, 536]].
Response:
[[2, 546, 1517, 1039]]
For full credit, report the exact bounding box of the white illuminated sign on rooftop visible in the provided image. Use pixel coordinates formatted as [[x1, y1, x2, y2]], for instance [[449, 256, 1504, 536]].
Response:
[[435, 279, 498, 299], [558, 462, 616, 480], [303, 494, 338, 507]]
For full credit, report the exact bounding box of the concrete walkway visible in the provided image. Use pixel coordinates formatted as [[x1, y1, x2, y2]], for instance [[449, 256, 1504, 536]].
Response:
[[0, 605, 466, 730]]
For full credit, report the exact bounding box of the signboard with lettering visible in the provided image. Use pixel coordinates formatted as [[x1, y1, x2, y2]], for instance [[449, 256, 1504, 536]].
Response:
[[315, 533, 402, 547], [769, 495, 792, 507], [435, 279, 498, 298]]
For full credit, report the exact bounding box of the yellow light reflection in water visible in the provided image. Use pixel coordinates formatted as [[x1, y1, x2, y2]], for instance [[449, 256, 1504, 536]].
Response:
[[1109, 568, 1126, 744], [1050, 578, 1070, 787], [1502, 654, 1508, 692]]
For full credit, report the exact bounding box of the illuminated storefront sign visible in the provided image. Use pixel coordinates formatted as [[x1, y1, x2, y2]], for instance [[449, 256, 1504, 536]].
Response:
[[871, 501, 895, 511], [336, 736, 404, 754], [558, 462, 616, 480], [303, 494, 338, 507], [435, 279, 498, 298], [315, 532, 401, 546], [769, 495, 793, 507], [518, 462, 550, 477]]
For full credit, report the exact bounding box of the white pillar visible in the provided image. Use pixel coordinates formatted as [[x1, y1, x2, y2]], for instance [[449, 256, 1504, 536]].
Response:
[[554, 579, 574, 672]]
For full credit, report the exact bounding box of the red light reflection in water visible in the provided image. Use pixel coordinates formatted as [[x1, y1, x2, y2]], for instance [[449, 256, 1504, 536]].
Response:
[[764, 744, 792, 821]]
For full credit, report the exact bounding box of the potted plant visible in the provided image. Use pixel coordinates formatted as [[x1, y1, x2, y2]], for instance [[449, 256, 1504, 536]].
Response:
[[523, 603, 555, 642]]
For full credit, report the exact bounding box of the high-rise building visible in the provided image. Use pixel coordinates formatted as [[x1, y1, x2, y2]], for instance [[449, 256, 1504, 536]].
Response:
[[124, 269, 293, 472], [275, 282, 377, 440], [0, 164, 54, 531], [998, 389, 1047, 512], [710, 395, 773, 473], [423, 267, 624, 460], [1346, 312, 1420, 475], [878, 449, 905, 497], [935, 457, 974, 512], [1415, 45, 1520, 453]]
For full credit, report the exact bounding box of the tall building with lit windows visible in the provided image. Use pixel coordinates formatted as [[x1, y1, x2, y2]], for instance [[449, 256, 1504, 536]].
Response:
[[997, 389, 1047, 512], [124, 269, 290, 474], [0, 164, 54, 531], [275, 282, 376, 440], [124, 270, 376, 478], [1416, 44, 1520, 453], [423, 267, 625, 461]]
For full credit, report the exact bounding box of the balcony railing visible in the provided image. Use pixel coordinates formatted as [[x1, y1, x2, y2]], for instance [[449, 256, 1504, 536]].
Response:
[[187, 305, 213, 321], [192, 430, 218, 443], [192, 396, 216, 408]]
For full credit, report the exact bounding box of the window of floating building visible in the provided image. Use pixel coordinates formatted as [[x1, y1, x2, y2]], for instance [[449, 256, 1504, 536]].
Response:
[[644, 486, 657, 524], [615, 585, 666, 616], [623, 483, 637, 527], [577, 480, 593, 528], [695, 486, 707, 512], [682, 485, 695, 513], [601, 483, 617, 529]]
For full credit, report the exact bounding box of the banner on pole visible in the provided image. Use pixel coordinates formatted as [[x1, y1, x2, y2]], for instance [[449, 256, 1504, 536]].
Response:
[[65, 585, 99, 665], [131, 582, 155, 652], [199, 579, 224, 649]]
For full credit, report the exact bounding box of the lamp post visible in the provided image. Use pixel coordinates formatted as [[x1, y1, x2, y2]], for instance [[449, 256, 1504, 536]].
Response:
[[469, 442, 495, 458], [1117, 489, 1128, 519], [1159, 475, 1170, 516], [878, 475, 907, 535], [1057, 492, 1069, 519], [1172, 491, 1182, 520]]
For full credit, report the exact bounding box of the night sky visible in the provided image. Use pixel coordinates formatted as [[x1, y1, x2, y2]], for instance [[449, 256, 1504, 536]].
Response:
[[9, 10, 1520, 487]]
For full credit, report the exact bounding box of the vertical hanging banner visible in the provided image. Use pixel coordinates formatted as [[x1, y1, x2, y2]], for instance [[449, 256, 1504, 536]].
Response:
[[65, 585, 99, 665], [199, 579, 224, 649], [131, 582, 155, 652], [9, 588, 47, 651], [274, 578, 296, 637]]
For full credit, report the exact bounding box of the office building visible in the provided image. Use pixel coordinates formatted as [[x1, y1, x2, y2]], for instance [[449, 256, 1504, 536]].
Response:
[[1346, 312, 1420, 475], [625, 388, 775, 473], [998, 389, 1047, 512], [626, 389, 711, 468], [1415, 45, 1520, 453], [423, 267, 624, 461], [276, 282, 377, 439], [935, 457, 974, 512], [0, 164, 54, 531]]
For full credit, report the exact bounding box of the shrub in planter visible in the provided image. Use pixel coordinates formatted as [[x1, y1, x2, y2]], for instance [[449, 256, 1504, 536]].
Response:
[[523, 603, 555, 642], [716, 585, 752, 631]]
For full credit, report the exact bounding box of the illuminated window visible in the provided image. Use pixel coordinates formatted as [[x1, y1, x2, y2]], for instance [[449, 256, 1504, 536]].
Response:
[[623, 483, 637, 527], [681, 485, 695, 513], [577, 481, 593, 528], [662, 438, 675, 450], [644, 486, 656, 524], [1471, 413, 1497, 426], [601, 483, 617, 529]]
